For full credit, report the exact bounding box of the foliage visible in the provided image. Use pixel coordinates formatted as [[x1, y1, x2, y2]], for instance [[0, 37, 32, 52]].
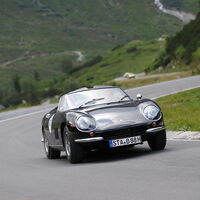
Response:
[[166, 12, 200, 64], [0, 0, 191, 93], [33, 70, 41, 81], [74, 40, 165, 86], [61, 60, 74, 74], [20, 78, 41, 105], [0, 0, 198, 108], [12, 74, 21, 92], [145, 12, 200, 73], [0, 73, 81, 108]]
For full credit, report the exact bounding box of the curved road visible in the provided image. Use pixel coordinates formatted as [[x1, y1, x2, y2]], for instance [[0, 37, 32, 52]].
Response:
[[0, 76, 200, 200]]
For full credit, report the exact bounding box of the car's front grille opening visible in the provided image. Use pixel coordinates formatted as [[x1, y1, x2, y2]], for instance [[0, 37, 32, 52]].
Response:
[[102, 126, 146, 140]]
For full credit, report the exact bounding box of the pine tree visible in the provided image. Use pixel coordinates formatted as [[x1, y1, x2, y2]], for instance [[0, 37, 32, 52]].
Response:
[[12, 74, 21, 92]]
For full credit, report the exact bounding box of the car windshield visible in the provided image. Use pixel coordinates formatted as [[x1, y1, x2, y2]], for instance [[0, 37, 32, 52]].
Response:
[[65, 87, 131, 110]]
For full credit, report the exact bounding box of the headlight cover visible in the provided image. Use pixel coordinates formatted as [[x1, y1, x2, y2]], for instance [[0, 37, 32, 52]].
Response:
[[143, 105, 161, 121], [75, 116, 96, 132]]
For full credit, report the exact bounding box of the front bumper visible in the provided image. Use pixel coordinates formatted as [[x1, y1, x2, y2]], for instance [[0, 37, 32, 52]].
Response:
[[75, 137, 104, 143], [75, 126, 165, 143]]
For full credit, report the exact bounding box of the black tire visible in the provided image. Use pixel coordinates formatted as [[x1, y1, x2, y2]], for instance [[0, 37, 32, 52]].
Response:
[[64, 127, 84, 163], [43, 134, 61, 159], [147, 130, 166, 150]]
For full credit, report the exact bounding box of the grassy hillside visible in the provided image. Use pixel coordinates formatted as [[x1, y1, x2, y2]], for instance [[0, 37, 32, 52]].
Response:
[[0, 0, 184, 62], [74, 40, 165, 86], [0, 39, 165, 108], [145, 11, 200, 74], [0, 0, 197, 84], [0, 0, 198, 108], [0, 0, 187, 97]]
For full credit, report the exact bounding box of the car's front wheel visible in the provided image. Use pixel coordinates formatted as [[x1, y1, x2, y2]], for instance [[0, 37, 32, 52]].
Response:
[[147, 130, 166, 150], [64, 127, 84, 163], [43, 134, 61, 159]]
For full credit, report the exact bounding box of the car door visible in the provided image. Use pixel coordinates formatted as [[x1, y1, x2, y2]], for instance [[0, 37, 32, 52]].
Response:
[[43, 107, 58, 145], [50, 95, 69, 147]]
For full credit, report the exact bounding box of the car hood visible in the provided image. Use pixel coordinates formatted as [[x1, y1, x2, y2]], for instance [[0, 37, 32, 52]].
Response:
[[82, 102, 147, 131]]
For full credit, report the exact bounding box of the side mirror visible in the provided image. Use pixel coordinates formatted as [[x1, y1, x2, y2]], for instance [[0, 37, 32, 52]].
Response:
[[136, 94, 142, 100]]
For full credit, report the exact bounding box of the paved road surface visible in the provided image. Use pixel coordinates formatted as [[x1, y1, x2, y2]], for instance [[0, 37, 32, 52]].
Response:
[[0, 75, 200, 200], [126, 75, 200, 99], [114, 72, 180, 81], [0, 113, 200, 200]]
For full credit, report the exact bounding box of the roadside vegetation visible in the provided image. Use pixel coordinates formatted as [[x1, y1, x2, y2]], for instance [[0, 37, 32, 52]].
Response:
[[0, 0, 185, 80], [0, 71, 80, 108], [0, 1, 199, 111], [156, 87, 200, 131], [75, 40, 165, 86], [145, 11, 200, 74]]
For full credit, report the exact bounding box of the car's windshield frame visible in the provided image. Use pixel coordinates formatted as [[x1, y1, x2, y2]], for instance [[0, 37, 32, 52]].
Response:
[[58, 87, 132, 112]]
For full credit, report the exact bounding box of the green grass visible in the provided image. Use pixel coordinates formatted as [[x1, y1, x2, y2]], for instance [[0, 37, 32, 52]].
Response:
[[0, 54, 75, 79], [0, 0, 198, 108], [0, 0, 189, 90], [0, 0, 185, 63], [156, 87, 200, 131], [145, 12, 200, 74], [75, 40, 165, 86]]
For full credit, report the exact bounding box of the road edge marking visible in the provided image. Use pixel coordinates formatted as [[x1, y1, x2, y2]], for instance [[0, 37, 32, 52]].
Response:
[[0, 108, 51, 123], [167, 138, 200, 142]]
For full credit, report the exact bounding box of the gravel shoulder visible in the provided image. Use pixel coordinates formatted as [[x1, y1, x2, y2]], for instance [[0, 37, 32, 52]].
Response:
[[167, 131, 200, 140]]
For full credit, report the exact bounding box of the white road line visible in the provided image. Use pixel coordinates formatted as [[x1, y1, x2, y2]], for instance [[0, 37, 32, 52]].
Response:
[[0, 108, 51, 123], [167, 139, 200, 142]]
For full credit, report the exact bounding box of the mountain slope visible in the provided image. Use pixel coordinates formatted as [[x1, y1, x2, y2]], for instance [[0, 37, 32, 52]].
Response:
[[74, 40, 165, 86], [1, 0, 198, 83], [0, 0, 187, 63], [145, 11, 200, 73], [0, 0, 198, 108]]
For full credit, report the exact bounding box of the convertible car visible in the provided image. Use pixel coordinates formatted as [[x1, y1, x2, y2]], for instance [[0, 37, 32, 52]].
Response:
[[41, 86, 166, 163]]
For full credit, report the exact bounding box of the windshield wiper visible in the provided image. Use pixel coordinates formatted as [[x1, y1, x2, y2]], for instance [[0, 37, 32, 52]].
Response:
[[119, 95, 130, 101], [106, 96, 131, 105], [79, 98, 105, 108]]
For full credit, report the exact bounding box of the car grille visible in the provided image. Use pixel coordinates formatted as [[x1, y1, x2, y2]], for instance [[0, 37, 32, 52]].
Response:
[[101, 126, 147, 140]]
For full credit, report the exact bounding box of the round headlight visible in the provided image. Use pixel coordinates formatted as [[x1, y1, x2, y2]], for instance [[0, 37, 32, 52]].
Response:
[[143, 105, 161, 120], [76, 116, 96, 132]]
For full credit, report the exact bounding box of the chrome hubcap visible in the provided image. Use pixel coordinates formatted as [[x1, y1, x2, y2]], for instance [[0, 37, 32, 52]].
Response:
[[65, 134, 71, 158]]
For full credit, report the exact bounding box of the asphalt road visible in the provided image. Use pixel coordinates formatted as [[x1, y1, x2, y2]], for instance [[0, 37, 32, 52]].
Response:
[[126, 75, 200, 99], [1, 75, 200, 121], [0, 75, 200, 200]]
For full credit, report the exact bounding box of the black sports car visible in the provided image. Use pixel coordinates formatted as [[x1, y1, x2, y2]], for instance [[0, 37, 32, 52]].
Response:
[[41, 86, 166, 163]]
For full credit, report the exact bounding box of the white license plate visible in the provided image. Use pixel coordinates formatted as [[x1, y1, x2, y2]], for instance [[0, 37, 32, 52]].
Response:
[[109, 136, 142, 148]]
